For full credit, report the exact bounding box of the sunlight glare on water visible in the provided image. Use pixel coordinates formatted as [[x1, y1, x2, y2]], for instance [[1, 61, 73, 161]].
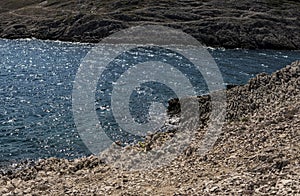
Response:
[[0, 38, 299, 165]]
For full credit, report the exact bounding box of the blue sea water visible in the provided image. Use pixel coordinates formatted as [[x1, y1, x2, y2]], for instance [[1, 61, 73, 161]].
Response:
[[0, 38, 299, 166]]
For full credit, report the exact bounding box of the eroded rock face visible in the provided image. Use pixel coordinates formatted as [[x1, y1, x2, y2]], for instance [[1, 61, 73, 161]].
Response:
[[0, 0, 300, 49], [0, 61, 299, 195]]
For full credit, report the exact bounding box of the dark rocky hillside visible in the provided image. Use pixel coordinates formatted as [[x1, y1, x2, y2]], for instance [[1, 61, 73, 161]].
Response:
[[0, 0, 300, 49]]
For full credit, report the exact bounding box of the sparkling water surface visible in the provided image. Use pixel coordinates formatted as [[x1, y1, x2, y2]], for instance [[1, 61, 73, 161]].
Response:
[[0, 38, 299, 166]]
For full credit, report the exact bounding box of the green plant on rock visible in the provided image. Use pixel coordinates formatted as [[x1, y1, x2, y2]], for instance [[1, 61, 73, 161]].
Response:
[[138, 141, 146, 148]]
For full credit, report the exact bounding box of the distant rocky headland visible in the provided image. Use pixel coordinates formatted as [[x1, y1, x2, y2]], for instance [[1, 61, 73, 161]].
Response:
[[0, 0, 300, 49]]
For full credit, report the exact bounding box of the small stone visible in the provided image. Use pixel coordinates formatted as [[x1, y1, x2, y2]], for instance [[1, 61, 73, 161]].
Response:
[[22, 187, 31, 194], [0, 187, 9, 194], [210, 186, 219, 192]]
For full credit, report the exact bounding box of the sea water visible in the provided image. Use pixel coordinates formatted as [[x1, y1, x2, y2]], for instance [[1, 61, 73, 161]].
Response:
[[0, 38, 299, 166]]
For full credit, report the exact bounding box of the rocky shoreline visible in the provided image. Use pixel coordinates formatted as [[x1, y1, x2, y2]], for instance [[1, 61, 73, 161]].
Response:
[[0, 0, 300, 49], [0, 61, 299, 195], [0, 0, 300, 194]]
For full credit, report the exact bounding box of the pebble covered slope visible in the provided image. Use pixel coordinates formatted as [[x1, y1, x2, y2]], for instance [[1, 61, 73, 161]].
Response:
[[0, 61, 299, 195]]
